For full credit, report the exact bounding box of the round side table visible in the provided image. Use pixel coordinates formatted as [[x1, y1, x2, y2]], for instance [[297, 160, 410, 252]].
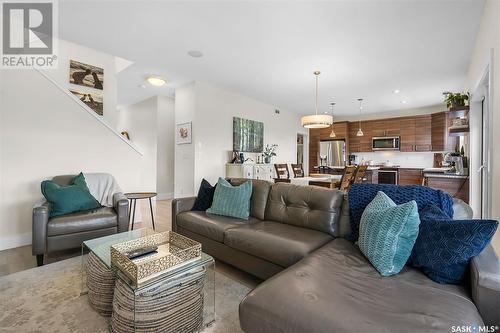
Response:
[[125, 192, 157, 230]]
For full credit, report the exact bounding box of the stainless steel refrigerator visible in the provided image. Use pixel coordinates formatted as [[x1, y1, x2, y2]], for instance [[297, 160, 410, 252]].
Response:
[[318, 140, 346, 167]]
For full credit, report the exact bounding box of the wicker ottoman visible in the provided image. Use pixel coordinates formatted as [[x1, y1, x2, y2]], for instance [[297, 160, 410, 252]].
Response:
[[86, 251, 116, 316], [111, 266, 206, 333]]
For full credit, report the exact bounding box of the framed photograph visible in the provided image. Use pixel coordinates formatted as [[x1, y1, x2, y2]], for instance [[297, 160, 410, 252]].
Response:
[[69, 60, 104, 90], [70, 90, 104, 116], [176, 122, 192, 144]]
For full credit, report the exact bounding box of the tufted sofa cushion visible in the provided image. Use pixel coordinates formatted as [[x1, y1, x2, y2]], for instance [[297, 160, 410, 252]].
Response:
[[264, 183, 344, 236]]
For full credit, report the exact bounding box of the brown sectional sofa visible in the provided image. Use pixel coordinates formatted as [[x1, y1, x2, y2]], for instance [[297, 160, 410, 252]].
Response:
[[172, 178, 499, 332]]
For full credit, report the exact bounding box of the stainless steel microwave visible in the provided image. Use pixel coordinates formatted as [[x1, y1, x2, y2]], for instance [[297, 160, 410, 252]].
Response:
[[372, 136, 400, 151]]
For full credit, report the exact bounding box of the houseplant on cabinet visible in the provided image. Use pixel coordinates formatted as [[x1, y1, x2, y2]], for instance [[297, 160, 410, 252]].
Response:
[[443, 92, 469, 109], [262, 144, 278, 164]]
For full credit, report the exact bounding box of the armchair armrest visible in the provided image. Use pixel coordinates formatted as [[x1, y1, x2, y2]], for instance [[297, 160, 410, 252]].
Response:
[[171, 197, 196, 232], [113, 192, 130, 233], [32, 200, 50, 255], [470, 244, 500, 326]]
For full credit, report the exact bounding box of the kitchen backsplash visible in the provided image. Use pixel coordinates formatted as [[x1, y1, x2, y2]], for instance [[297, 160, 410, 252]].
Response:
[[353, 151, 435, 168]]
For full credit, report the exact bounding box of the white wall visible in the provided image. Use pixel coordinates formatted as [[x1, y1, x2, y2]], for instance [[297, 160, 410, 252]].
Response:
[[117, 97, 158, 193], [157, 96, 175, 199], [0, 69, 148, 250], [174, 81, 307, 197], [174, 83, 196, 198], [41, 39, 120, 129], [466, 0, 500, 252]]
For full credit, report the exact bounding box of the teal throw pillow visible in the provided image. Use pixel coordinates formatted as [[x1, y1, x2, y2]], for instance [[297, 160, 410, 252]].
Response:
[[358, 191, 420, 276], [41, 173, 101, 217], [206, 178, 252, 220]]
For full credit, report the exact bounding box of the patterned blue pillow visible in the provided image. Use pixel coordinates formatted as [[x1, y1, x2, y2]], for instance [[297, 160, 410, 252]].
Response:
[[410, 203, 498, 284], [348, 183, 453, 242], [206, 178, 252, 220], [358, 191, 420, 276]]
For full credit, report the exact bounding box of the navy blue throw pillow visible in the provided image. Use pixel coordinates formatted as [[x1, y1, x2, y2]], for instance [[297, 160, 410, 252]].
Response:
[[192, 179, 216, 211], [348, 183, 454, 242], [409, 203, 498, 284]]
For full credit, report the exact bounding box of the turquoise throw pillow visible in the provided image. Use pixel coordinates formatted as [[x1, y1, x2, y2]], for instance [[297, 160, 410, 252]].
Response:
[[41, 173, 101, 217], [206, 178, 252, 220], [358, 191, 420, 276]]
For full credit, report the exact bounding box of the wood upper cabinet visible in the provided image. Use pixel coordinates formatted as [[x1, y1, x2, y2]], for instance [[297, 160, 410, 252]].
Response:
[[400, 117, 416, 152], [348, 120, 372, 152], [431, 112, 458, 152], [342, 111, 457, 156], [415, 115, 432, 151], [399, 115, 431, 152]]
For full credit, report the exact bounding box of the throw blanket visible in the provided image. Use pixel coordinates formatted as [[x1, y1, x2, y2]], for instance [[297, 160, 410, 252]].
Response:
[[348, 183, 454, 241], [83, 173, 122, 207]]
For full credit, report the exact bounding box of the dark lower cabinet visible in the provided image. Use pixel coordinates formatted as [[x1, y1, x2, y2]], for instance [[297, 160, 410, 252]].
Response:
[[424, 177, 469, 203], [399, 168, 423, 185]]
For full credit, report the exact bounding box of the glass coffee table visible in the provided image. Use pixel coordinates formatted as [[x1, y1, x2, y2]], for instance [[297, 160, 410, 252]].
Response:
[[81, 229, 215, 332]]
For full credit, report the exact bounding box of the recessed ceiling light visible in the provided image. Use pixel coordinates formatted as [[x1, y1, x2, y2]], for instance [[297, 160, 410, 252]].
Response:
[[393, 89, 400, 94], [147, 76, 167, 86], [187, 50, 203, 58], [401, 100, 407, 104]]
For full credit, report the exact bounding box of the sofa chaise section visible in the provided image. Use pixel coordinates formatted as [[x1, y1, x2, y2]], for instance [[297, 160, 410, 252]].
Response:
[[239, 238, 485, 333]]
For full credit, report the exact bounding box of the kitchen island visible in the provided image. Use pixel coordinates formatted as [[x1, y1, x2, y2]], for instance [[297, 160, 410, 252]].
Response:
[[312, 165, 469, 203]]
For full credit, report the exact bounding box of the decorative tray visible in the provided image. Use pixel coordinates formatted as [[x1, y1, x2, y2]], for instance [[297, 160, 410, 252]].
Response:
[[110, 231, 202, 285]]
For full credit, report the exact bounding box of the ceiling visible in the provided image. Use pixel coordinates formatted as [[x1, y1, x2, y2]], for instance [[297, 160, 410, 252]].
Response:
[[59, 0, 485, 116]]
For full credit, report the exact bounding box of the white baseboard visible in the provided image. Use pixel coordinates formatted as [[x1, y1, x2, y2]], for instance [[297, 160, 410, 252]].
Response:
[[0, 232, 32, 251], [156, 192, 174, 200]]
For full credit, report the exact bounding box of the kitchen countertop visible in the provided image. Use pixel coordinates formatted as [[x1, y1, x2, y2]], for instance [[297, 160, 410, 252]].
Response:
[[314, 165, 380, 170], [422, 167, 452, 173], [423, 173, 468, 179]]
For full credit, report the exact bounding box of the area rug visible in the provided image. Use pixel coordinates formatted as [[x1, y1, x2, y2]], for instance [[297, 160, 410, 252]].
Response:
[[0, 256, 250, 333]]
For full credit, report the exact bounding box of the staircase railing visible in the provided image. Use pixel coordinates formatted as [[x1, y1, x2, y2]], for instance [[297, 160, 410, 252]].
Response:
[[35, 69, 144, 156]]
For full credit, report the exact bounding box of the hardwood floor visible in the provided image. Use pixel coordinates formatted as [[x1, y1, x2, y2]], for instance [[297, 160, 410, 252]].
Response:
[[0, 200, 260, 288]]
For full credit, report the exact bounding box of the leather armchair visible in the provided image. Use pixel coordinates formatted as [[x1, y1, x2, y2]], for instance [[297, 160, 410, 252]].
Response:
[[32, 175, 129, 266]]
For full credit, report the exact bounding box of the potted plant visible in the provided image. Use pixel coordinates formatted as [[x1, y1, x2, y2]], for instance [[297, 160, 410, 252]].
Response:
[[262, 144, 278, 164], [444, 92, 469, 109]]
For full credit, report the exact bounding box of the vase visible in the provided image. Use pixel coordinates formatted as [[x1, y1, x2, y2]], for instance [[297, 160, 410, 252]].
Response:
[[451, 100, 465, 108], [264, 156, 271, 164]]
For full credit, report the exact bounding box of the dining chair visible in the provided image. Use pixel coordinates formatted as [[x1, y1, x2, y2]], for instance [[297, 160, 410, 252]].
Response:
[[274, 164, 291, 183], [290, 164, 304, 178], [353, 165, 369, 183]]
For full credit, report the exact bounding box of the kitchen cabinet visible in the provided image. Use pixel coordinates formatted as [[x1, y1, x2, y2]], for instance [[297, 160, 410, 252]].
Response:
[[400, 115, 431, 152], [326, 112, 459, 160], [431, 112, 458, 152], [348, 120, 372, 152], [415, 115, 432, 151], [226, 164, 274, 181], [400, 117, 416, 152], [424, 176, 469, 203], [399, 168, 424, 185]]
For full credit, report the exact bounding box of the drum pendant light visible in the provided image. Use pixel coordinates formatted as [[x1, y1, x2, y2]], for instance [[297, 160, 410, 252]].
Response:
[[301, 71, 333, 128]]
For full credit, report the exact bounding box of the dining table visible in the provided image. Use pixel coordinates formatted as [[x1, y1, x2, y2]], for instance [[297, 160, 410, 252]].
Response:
[[290, 175, 342, 187]]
